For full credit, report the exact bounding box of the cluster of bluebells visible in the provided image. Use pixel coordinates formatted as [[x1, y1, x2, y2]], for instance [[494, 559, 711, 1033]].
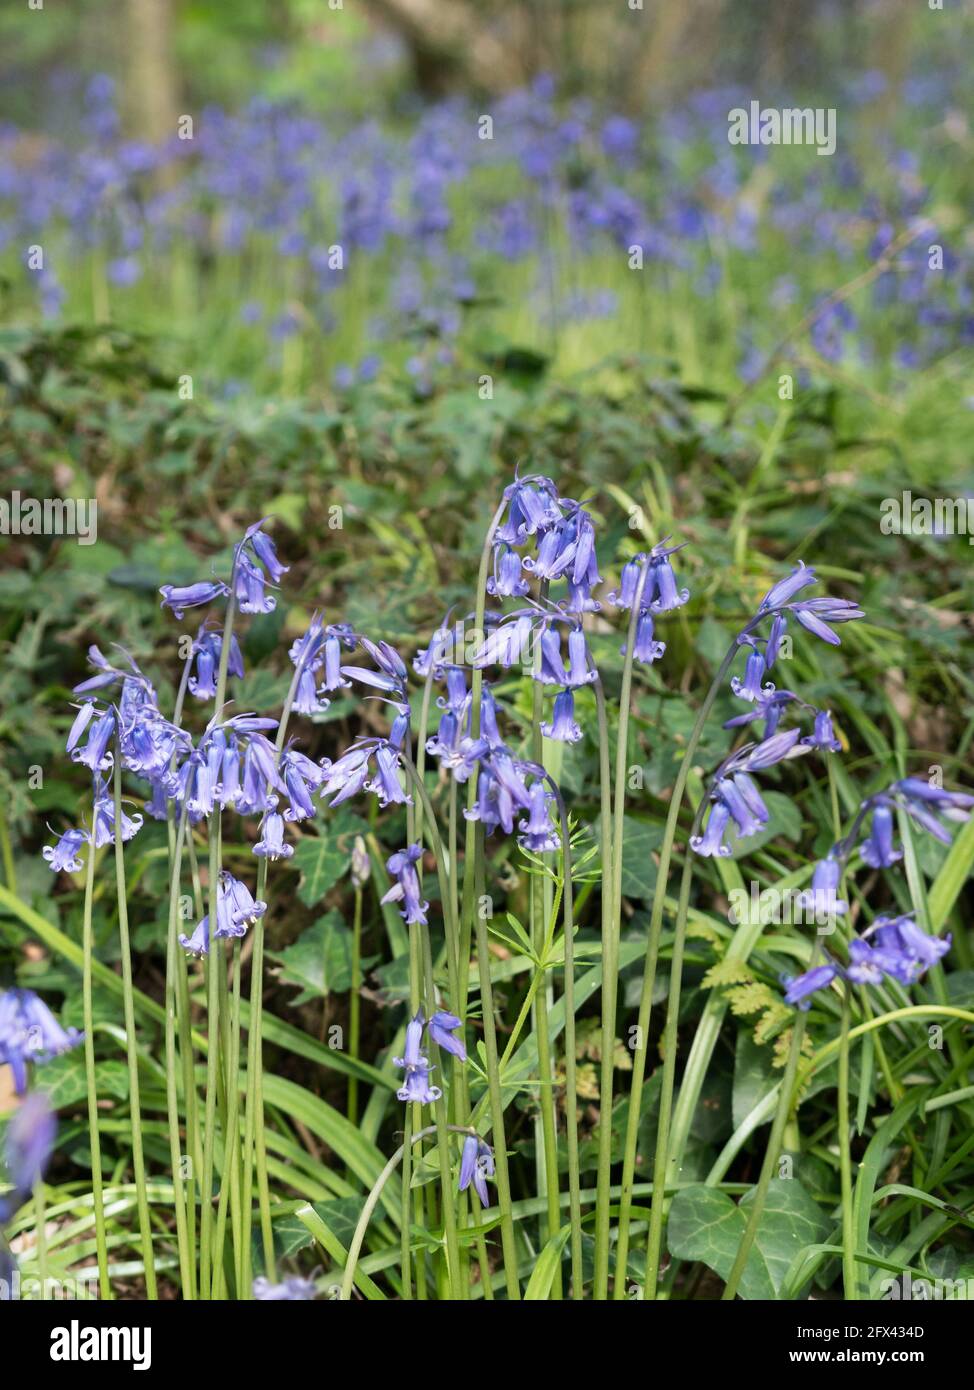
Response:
[[0, 990, 83, 1097], [393, 1008, 466, 1105], [41, 523, 314, 955], [417, 473, 691, 859], [784, 779, 970, 1008], [692, 563, 864, 859], [8, 72, 971, 388]]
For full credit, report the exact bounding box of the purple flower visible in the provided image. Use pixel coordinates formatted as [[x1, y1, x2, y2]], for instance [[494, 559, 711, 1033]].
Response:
[[253, 807, 293, 860], [428, 1010, 466, 1062], [803, 710, 841, 753], [179, 916, 210, 956], [648, 541, 690, 613], [458, 1134, 494, 1208], [760, 562, 817, 612], [799, 856, 847, 922], [42, 827, 89, 874], [0, 990, 83, 1095], [541, 688, 582, 743], [690, 799, 733, 858], [608, 555, 646, 610], [71, 708, 115, 773], [789, 597, 865, 646], [783, 962, 839, 1009], [381, 845, 429, 926], [893, 779, 974, 845], [866, 914, 950, 984], [624, 610, 666, 665], [0, 1093, 56, 1223], [159, 581, 230, 620], [860, 802, 902, 869], [252, 1275, 317, 1300], [731, 646, 771, 703], [517, 781, 560, 852], [487, 545, 529, 598], [235, 551, 276, 614]]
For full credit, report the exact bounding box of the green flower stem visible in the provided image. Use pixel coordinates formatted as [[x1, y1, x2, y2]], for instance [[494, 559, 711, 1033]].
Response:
[[419, 920, 464, 1297], [112, 748, 157, 1299], [546, 776, 583, 1298], [241, 653, 304, 1294], [594, 562, 651, 1298], [81, 828, 111, 1299], [340, 1124, 474, 1300], [212, 941, 243, 1298], [614, 635, 742, 1294], [473, 822, 521, 1299], [529, 584, 561, 1296], [199, 813, 223, 1298], [163, 808, 194, 1298], [348, 884, 363, 1123], [838, 983, 857, 1299]]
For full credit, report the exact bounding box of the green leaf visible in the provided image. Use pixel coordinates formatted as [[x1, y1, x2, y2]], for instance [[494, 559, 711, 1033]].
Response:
[[667, 1179, 830, 1299], [35, 1053, 129, 1109], [271, 910, 360, 1003], [292, 835, 351, 906], [524, 1224, 572, 1299]]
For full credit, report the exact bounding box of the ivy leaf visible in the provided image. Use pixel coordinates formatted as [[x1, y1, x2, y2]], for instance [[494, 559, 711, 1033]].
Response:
[[35, 1053, 129, 1109], [667, 1178, 830, 1299], [291, 838, 348, 907], [270, 911, 372, 1004]]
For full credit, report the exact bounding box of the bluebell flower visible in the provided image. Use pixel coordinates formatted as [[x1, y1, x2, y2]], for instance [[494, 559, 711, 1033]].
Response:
[[624, 611, 666, 665], [759, 562, 817, 612], [91, 782, 143, 848], [731, 644, 771, 703], [487, 545, 529, 598], [0, 1093, 56, 1224], [159, 581, 230, 620], [428, 1010, 466, 1062], [244, 520, 289, 583], [860, 801, 902, 869], [496, 474, 561, 543], [458, 1134, 495, 1208], [381, 845, 429, 926], [864, 914, 950, 984], [783, 962, 839, 1009], [690, 799, 733, 858], [893, 779, 973, 844], [438, 665, 469, 718], [798, 855, 847, 921], [189, 628, 244, 700], [253, 805, 293, 860], [0, 990, 83, 1095], [218, 871, 267, 937], [252, 1275, 317, 1301], [368, 743, 410, 807], [344, 637, 409, 699], [71, 707, 115, 772], [281, 748, 324, 821], [648, 540, 690, 613], [472, 614, 533, 669], [517, 781, 561, 852], [765, 613, 788, 668], [42, 827, 89, 874], [608, 555, 646, 610], [394, 1011, 442, 1104], [724, 689, 798, 739], [485, 750, 532, 812], [65, 701, 96, 753], [178, 916, 210, 957], [425, 712, 486, 781], [235, 551, 276, 614], [789, 597, 864, 646], [541, 689, 582, 743], [320, 744, 373, 806], [464, 769, 517, 836], [803, 709, 841, 753]]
